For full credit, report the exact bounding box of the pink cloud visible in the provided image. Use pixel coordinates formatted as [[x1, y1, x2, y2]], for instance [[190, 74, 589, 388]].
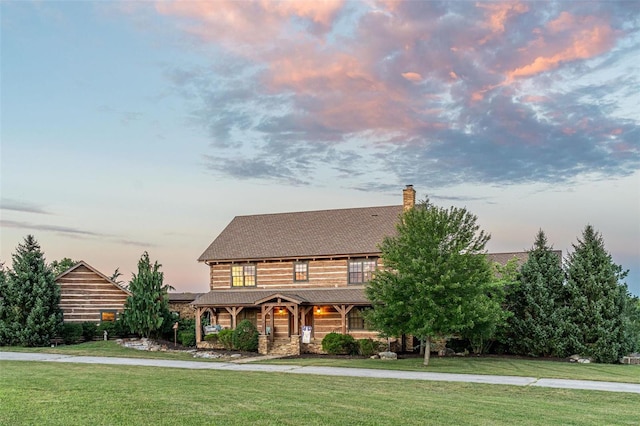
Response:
[[476, 1, 529, 43], [154, 0, 343, 49], [506, 13, 616, 81], [402, 72, 423, 82]]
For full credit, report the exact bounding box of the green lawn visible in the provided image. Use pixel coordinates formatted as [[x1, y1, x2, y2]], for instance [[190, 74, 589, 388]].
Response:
[[265, 355, 640, 384], [2, 341, 639, 384], [0, 341, 213, 362], [0, 361, 637, 425]]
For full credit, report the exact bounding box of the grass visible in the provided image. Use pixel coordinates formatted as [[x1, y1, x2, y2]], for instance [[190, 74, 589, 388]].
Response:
[[2, 341, 639, 383], [265, 355, 640, 384], [0, 341, 214, 362], [1, 360, 638, 425]]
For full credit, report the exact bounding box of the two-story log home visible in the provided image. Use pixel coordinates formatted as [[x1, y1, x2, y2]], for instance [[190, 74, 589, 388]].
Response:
[[194, 186, 527, 355]]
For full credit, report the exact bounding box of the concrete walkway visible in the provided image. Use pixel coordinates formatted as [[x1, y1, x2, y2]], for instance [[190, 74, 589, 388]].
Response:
[[2, 351, 639, 394]]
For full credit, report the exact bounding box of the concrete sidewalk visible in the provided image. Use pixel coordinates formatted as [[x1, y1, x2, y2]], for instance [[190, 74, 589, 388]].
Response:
[[2, 351, 639, 394]]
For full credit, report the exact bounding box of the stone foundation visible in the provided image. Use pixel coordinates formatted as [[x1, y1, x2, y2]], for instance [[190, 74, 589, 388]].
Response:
[[302, 339, 324, 354], [259, 335, 301, 356]]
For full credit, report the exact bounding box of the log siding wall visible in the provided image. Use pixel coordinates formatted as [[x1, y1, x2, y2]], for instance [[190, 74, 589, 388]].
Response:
[[209, 258, 381, 290], [57, 265, 129, 323], [211, 307, 378, 341]]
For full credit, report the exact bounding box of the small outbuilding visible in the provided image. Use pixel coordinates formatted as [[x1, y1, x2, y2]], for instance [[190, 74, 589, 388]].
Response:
[[55, 261, 131, 323]]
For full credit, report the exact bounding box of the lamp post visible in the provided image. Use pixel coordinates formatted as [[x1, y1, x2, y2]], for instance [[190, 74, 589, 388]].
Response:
[[173, 322, 179, 347]]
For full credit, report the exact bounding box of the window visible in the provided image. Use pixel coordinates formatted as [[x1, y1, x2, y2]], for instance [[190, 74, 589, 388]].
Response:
[[231, 264, 256, 287], [294, 262, 308, 282], [348, 259, 377, 284], [348, 308, 370, 330], [100, 310, 117, 322]]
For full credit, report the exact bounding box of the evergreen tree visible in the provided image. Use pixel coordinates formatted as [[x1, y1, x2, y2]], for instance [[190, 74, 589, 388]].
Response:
[[507, 230, 566, 357], [0, 262, 8, 343], [122, 252, 173, 338], [365, 198, 497, 365], [563, 225, 632, 363], [0, 235, 63, 346]]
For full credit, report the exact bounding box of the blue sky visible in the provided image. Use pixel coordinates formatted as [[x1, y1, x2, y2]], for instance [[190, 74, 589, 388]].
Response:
[[1, 1, 638, 295]]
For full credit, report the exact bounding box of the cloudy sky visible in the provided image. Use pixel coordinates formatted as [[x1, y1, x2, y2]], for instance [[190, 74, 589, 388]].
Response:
[[1, 1, 638, 295]]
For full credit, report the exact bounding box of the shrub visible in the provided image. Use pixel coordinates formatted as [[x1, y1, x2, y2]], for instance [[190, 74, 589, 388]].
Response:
[[81, 322, 98, 342], [179, 331, 196, 347], [232, 320, 259, 352], [218, 329, 234, 350], [178, 318, 196, 333], [322, 332, 358, 355], [61, 323, 83, 345], [97, 321, 117, 339], [358, 338, 384, 357], [204, 334, 218, 342]]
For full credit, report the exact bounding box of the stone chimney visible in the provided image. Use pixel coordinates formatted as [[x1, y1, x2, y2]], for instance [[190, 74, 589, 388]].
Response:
[[403, 185, 416, 211]]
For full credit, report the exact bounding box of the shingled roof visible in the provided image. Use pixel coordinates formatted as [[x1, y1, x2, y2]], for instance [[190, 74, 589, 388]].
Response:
[[192, 287, 370, 307], [198, 205, 403, 262]]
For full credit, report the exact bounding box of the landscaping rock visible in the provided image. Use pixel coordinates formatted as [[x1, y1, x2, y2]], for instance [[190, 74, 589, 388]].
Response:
[[621, 354, 640, 365], [379, 351, 397, 360], [568, 354, 593, 363]]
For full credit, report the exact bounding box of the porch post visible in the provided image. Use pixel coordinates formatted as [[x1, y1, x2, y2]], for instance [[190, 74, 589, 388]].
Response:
[[293, 305, 299, 335], [332, 304, 354, 334], [195, 306, 202, 343]]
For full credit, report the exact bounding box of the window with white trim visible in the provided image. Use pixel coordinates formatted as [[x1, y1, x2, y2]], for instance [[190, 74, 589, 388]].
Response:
[[294, 262, 308, 282], [231, 264, 256, 287]]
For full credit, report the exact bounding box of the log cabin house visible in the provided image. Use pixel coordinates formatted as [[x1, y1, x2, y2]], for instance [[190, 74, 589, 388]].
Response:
[[55, 261, 130, 323], [194, 186, 529, 356]]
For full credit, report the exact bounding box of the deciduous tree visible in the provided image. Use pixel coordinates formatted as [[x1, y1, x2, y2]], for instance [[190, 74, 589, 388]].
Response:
[[365, 199, 496, 365], [50, 258, 77, 276]]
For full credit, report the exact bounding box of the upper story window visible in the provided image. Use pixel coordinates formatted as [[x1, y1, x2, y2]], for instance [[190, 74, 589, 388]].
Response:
[[294, 262, 308, 282], [348, 259, 377, 284], [231, 264, 256, 287]]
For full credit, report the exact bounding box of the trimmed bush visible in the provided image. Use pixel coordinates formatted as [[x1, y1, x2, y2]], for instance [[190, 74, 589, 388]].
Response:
[[322, 332, 358, 355], [179, 331, 196, 347], [358, 338, 384, 357], [232, 320, 259, 352], [81, 322, 98, 342], [61, 323, 83, 345], [218, 329, 234, 350], [204, 334, 218, 342]]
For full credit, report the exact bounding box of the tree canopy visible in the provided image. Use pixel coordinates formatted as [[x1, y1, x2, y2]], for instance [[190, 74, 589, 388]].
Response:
[[0, 235, 63, 346], [121, 252, 173, 338], [50, 258, 78, 277], [365, 199, 498, 365]]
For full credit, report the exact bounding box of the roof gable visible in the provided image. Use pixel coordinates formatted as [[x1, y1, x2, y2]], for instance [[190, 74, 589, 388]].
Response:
[[55, 261, 131, 295], [198, 205, 403, 262]]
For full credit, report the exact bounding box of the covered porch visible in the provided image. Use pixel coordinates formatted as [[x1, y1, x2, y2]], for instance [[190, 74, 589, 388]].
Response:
[[192, 287, 373, 355]]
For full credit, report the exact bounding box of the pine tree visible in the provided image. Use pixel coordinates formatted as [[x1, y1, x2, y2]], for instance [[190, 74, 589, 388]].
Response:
[[563, 225, 632, 363], [122, 252, 173, 338], [0, 262, 9, 343], [507, 230, 565, 357], [1, 235, 63, 346]]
